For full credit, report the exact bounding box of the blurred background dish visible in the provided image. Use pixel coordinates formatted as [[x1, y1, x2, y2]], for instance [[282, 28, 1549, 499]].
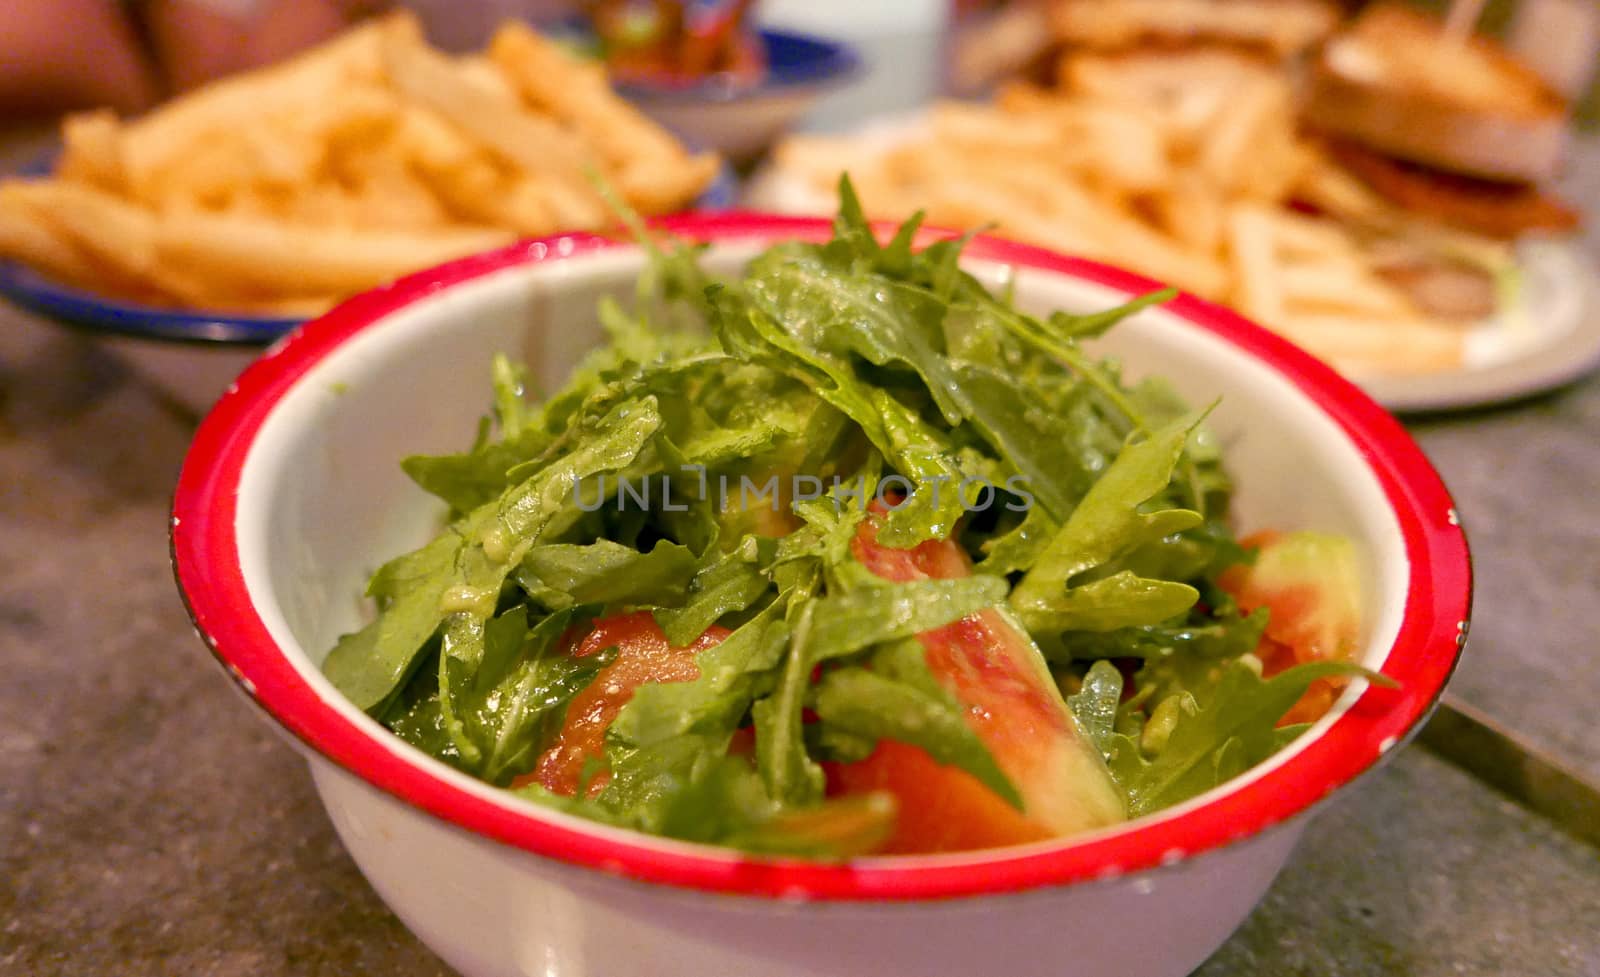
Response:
[[756, 0, 1597, 408], [0, 15, 722, 316], [0, 150, 734, 414], [612, 28, 859, 165], [0, 13, 735, 412], [412, 2, 860, 165]]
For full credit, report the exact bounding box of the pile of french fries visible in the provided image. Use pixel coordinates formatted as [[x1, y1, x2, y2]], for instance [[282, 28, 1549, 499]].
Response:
[[771, 50, 1513, 375], [0, 13, 718, 316]]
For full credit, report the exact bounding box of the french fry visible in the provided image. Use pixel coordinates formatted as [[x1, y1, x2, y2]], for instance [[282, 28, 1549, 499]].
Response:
[[1197, 77, 1289, 196], [1278, 261, 1417, 318], [1149, 172, 1225, 254], [1227, 204, 1284, 324], [394, 104, 479, 172], [414, 152, 512, 226], [142, 125, 323, 210], [490, 24, 674, 167], [118, 17, 389, 201], [932, 101, 1061, 154], [771, 136, 891, 207], [221, 294, 343, 317], [377, 16, 603, 224], [0, 186, 103, 287], [616, 154, 721, 216], [983, 90, 1172, 193], [312, 84, 405, 157], [3, 180, 161, 279], [924, 182, 1105, 258], [1264, 210, 1364, 259], [1, 181, 230, 305], [342, 159, 456, 230], [1275, 313, 1465, 373], [153, 210, 515, 296], [1071, 106, 1171, 193], [908, 148, 1228, 297], [1293, 156, 1391, 226], [489, 23, 717, 214], [57, 110, 126, 193]]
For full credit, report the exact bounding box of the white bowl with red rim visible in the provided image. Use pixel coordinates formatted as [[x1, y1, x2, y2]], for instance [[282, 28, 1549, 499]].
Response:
[[171, 214, 1471, 977]]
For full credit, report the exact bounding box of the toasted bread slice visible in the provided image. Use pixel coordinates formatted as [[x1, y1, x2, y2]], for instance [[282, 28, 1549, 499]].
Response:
[[1303, 4, 1569, 182], [1058, 46, 1279, 102], [1050, 0, 1340, 59]]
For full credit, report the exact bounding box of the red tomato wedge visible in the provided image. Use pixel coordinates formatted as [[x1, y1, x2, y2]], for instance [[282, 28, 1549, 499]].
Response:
[[1220, 530, 1365, 726], [521, 612, 728, 797], [829, 741, 1055, 854], [830, 504, 1126, 853]]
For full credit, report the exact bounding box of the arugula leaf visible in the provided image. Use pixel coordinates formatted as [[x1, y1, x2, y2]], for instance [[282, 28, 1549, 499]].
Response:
[[744, 253, 965, 424], [1020, 570, 1202, 634], [599, 601, 791, 831], [945, 362, 1090, 522], [812, 665, 1022, 809], [491, 353, 535, 438], [1046, 288, 1176, 341], [322, 533, 466, 713], [1108, 660, 1389, 815], [648, 754, 780, 845], [438, 606, 615, 785], [1067, 660, 1123, 761], [400, 428, 551, 516], [751, 575, 1007, 809], [379, 649, 459, 766], [707, 286, 972, 547], [653, 542, 773, 647], [397, 352, 587, 515], [754, 601, 827, 807], [1011, 414, 1205, 634], [537, 744, 892, 859], [516, 538, 696, 610], [725, 791, 898, 859], [805, 576, 1009, 663], [866, 388, 974, 547], [325, 397, 661, 714], [436, 396, 662, 707], [1057, 604, 1268, 666], [976, 505, 1058, 576], [609, 600, 791, 748]]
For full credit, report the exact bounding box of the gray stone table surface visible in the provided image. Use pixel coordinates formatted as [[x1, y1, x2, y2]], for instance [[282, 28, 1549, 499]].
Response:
[[1402, 142, 1600, 783], [4, 132, 1600, 977]]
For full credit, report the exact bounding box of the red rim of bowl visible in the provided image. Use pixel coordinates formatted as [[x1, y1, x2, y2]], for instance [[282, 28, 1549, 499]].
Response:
[[171, 212, 1472, 902]]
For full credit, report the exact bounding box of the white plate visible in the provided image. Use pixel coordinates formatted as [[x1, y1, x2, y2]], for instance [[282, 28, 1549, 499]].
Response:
[[747, 114, 1600, 413], [1362, 239, 1600, 412]]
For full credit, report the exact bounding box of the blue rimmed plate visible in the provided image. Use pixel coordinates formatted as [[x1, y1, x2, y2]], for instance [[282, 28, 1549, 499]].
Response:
[[0, 157, 739, 348]]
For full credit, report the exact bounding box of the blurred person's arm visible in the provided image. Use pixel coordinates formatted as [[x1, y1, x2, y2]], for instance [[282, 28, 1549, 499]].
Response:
[[138, 0, 386, 92], [0, 0, 160, 116]]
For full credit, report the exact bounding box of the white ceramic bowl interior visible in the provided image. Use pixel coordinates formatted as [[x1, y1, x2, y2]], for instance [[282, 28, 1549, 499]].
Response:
[[183, 228, 1466, 977]]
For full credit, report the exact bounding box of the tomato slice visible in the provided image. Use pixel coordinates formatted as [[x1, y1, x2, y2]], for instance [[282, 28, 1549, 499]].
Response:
[[1220, 530, 1365, 726], [522, 611, 728, 797], [827, 741, 1053, 854], [830, 505, 1125, 853]]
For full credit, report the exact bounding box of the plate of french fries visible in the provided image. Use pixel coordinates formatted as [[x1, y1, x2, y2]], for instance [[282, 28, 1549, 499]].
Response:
[[0, 12, 723, 340], [753, 58, 1600, 411]]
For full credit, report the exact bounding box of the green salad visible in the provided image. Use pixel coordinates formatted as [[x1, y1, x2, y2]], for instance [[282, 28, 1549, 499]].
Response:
[[323, 180, 1373, 857]]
